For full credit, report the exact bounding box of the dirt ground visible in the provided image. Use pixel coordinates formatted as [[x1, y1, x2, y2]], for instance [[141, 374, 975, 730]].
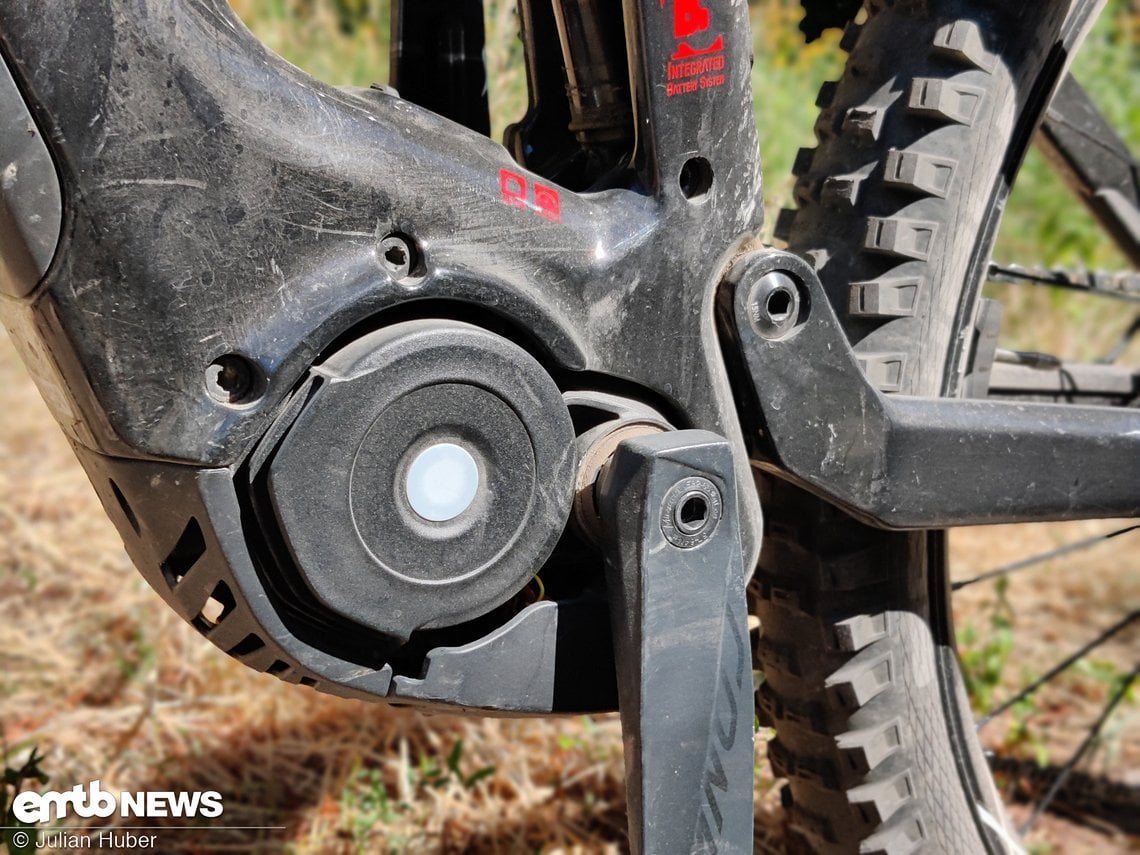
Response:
[[0, 327, 1135, 853]]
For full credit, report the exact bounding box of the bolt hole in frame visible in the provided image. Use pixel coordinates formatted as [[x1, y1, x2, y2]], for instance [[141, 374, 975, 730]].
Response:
[[0, 1, 1133, 854], [205, 353, 267, 407]]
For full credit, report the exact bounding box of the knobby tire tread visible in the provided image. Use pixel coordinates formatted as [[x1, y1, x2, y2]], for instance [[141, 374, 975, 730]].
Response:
[[754, 1, 1100, 852]]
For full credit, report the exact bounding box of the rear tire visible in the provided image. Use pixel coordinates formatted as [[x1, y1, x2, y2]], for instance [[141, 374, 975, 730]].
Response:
[[754, 1, 1102, 851]]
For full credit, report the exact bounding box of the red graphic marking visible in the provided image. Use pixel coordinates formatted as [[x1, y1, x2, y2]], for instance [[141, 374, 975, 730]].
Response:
[[499, 169, 563, 224], [671, 36, 724, 60], [533, 183, 562, 223], [671, 0, 723, 60], [500, 169, 527, 210], [663, 0, 728, 97], [674, 0, 709, 38]]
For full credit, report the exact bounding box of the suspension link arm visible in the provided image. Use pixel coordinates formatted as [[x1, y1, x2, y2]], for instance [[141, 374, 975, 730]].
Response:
[[726, 251, 1140, 529]]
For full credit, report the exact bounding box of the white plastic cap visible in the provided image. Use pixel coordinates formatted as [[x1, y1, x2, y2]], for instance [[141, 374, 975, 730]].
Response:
[[404, 442, 480, 522]]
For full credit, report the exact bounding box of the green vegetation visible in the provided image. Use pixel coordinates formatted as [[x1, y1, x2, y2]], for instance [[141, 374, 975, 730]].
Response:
[[957, 578, 1017, 716], [956, 578, 1051, 764], [337, 740, 497, 851], [339, 764, 405, 850], [751, 3, 845, 233], [956, 572, 1139, 767], [1, 747, 49, 855], [228, 0, 389, 85], [425, 739, 498, 792]]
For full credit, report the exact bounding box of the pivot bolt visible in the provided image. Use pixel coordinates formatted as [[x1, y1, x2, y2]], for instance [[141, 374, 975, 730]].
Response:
[[747, 271, 802, 340]]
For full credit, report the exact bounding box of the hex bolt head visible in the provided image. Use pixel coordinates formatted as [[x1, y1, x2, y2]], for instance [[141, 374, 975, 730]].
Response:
[[380, 234, 418, 280], [660, 477, 723, 549], [205, 354, 263, 406], [747, 271, 803, 339]]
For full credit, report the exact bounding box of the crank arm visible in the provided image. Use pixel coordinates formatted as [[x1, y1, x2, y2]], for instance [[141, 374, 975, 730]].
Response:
[[596, 430, 754, 855], [724, 250, 1140, 529]]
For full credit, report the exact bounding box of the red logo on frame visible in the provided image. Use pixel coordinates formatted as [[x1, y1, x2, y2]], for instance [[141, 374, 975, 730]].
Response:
[[671, 0, 724, 59], [663, 0, 727, 97]]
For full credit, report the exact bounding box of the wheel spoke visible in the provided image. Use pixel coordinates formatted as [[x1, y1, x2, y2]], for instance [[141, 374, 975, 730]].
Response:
[[1099, 314, 1140, 365], [1037, 74, 1140, 269], [977, 610, 1140, 729], [953, 524, 1140, 592], [988, 262, 1140, 303], [993, 348, 1062, 369], [1019, 664, 1139, 834]]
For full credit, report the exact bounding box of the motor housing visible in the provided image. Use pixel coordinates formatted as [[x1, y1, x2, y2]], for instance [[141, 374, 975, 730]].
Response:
[[257, 320, 578, 641]]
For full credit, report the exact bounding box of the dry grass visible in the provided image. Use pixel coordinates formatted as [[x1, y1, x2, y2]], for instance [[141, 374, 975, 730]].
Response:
[[950, 521, 1139, 855]]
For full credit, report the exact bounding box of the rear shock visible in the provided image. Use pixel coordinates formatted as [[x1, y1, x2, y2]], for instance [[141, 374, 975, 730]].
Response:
[[506, 0, 636, 190], [550, 0, 634, 151]]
